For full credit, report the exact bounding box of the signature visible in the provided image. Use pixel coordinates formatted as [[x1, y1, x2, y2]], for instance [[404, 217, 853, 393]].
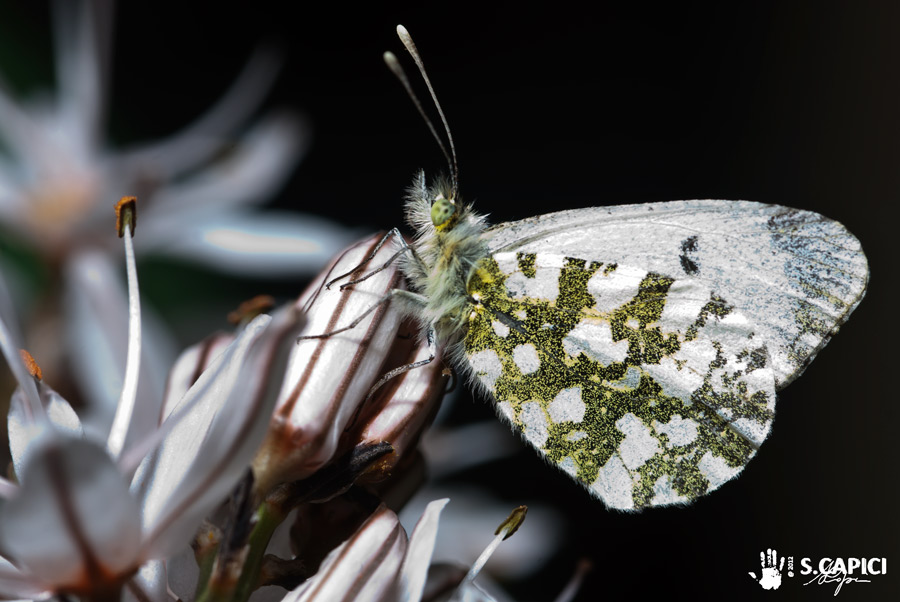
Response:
[[803, 559, 871, 596]]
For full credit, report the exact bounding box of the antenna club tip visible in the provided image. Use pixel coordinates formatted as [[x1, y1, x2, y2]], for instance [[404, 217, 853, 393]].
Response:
[[396, 24, 408, 36]]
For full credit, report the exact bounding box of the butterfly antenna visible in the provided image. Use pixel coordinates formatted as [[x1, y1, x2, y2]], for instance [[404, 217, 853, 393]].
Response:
[[383, 52, 449, 168], [385, 24, 460, 199]]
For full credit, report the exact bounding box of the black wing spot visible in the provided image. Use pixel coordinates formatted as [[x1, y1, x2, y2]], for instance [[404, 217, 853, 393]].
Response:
[[679, 235, 700, 275]]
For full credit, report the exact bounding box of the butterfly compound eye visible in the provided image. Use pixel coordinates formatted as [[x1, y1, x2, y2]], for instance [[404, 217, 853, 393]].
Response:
[[431, 197, 457, 229]]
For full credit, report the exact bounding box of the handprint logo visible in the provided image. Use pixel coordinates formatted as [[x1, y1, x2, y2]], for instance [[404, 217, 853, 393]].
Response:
[[749, 548, 785, 590]]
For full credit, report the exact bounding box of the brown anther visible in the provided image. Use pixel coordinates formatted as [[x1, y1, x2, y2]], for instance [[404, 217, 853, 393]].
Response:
[[227, 295, 276, 325], [495, 505, 527, 540], [115, 196, 137, 237], [19, 349, 42, 380]]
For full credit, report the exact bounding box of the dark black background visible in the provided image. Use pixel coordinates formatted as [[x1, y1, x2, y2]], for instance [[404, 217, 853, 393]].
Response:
[[1, 1, 897, 600]]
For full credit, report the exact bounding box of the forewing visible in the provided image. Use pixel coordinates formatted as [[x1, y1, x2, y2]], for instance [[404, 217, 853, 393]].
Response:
[[484, 200, 868, 388], [463, 253, 776, 510]]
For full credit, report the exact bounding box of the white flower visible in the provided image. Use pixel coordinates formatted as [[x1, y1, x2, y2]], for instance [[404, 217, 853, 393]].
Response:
[[0, 198, 306, 599], [284, 499, 448, 602], [284, 500, 530, 602], [0, 0, 355, 438], [399, 486, 564, 585], [0, 0, 351, 275], [150, 233, 448, 600], [252, 234, 447, 493]]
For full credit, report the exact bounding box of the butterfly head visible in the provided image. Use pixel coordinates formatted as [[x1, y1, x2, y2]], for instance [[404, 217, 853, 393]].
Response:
[[431, 193, 458, 231]]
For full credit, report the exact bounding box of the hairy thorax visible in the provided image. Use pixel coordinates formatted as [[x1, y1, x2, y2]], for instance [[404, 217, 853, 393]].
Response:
[[404, 208, 489, 344]]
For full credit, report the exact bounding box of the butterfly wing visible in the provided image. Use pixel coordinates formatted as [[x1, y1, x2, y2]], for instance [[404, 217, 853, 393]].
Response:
[[463, 252, 777, 510], [483, 200, 868, 389]]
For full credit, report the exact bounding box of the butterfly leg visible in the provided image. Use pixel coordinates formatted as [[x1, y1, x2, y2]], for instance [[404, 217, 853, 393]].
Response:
[[325, 229, 426, 290], [297, 288, 427, 340], [336, 231, 428, 291], [364, 323, 438, 400]]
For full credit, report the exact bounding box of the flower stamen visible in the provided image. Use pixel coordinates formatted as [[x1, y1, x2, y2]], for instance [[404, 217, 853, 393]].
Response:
[[107, 196, 142, 459], [227, 295, 275, 326], [452, 505, 528, 600], [115, 196, 137, 238], [19, 349, 42, 381]]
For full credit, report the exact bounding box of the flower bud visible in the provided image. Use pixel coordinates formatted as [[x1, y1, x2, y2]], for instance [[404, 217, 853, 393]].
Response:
[[347, 335, 448, 485], [253, 234, 408, 492]]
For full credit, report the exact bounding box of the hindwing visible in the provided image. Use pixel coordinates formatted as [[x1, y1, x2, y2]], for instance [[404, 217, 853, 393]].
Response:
[[463, 252, 777, 510]]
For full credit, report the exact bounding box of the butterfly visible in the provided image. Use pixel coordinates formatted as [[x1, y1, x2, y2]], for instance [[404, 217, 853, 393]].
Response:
[[326, 25, 869, 511]]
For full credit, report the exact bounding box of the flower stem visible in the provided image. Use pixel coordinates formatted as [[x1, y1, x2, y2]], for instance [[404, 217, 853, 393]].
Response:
[[230, 497, 288, 602], [194, 495, 289, 602]]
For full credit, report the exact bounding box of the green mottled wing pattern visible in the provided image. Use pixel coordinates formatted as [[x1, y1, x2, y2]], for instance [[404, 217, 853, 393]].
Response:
[[463, 252, 777, 510]]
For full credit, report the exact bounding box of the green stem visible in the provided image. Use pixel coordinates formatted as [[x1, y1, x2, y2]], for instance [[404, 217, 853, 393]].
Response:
[[230, 497, 289, 602], [193, 540, 219, 602]]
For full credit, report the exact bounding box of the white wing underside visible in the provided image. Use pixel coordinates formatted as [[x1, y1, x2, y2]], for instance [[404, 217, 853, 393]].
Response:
[[484, 200, 868, 388]]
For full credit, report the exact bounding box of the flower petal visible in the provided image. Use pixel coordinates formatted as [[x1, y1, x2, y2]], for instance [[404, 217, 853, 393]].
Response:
[[0, 278, 41, 418], [0, 75, 63, 171], [158, 331, 235, 422], [51, 0, 109, 158], [0, 437, 142, 589], [129, 317, 270, 519], [137, 209, 356, 277], [8, 382, 83, 479], [284, 505, 407, 602], [139, 112, 308, 217], [133, 306, 305, 559], [253, 234, 405, 489], [164, 546, 198, 602], [0, 158, 25, 219], [124, 560, 167, 602], [0, 266, 19, 344], [400, 487, 564, 580], [0, 556, 49, 598], [116, 46, 286, 181], [396, 498, 449, 602], [351, 341, 447, 483]]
